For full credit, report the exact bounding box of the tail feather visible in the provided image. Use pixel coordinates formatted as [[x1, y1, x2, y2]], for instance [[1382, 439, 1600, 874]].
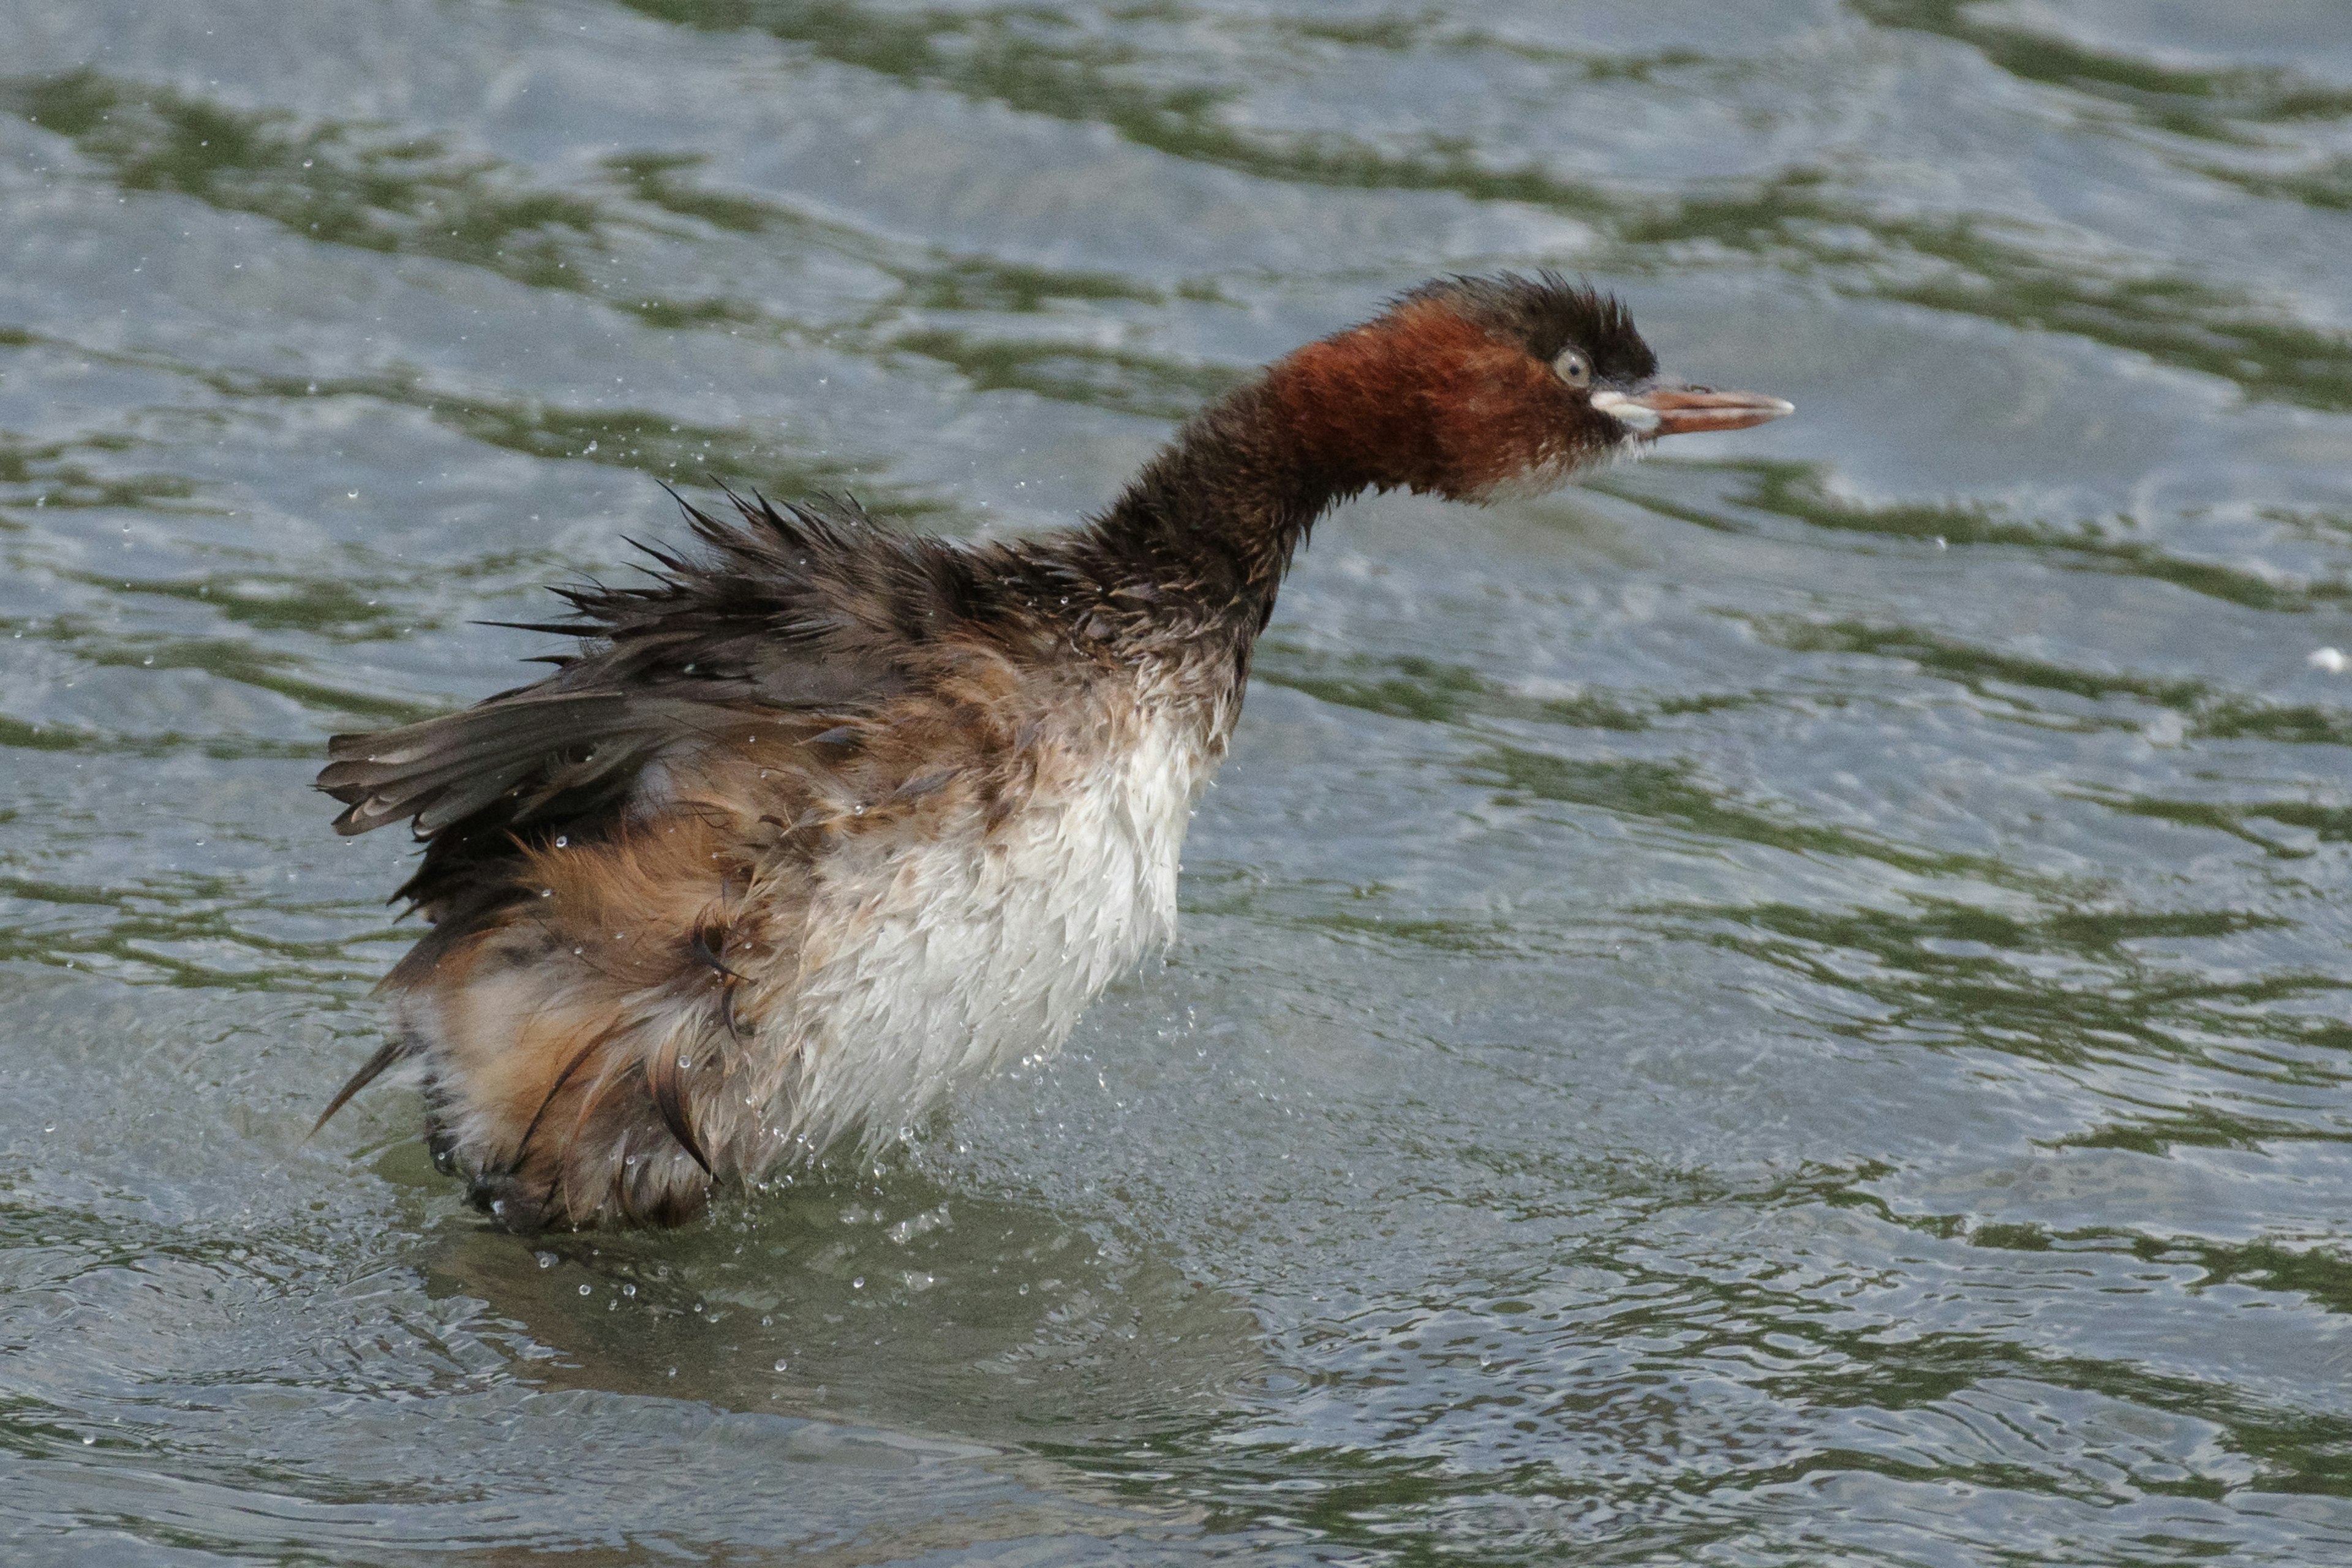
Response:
[[504, 1031, 609, 1180], [308, 1041, 405, 1138], [644, 1046, 714, 1176]]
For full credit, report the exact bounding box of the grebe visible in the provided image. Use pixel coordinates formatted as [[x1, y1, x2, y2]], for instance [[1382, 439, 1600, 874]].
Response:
[[317, 274, 1791, 1230]]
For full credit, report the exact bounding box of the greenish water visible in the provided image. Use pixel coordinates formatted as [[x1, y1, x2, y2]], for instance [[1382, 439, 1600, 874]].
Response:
[[4, 1, 2351, 1561]]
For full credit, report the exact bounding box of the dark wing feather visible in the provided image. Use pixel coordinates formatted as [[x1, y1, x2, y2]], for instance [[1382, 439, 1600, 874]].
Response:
[[322, 692, 638, 836], [320, 491, 1007, 914], [318, 690, 779, 838]]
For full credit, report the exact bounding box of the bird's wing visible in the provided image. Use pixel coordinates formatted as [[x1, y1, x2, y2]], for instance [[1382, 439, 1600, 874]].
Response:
[[318, 491, 975, 912], [318, 688, 752, 838]]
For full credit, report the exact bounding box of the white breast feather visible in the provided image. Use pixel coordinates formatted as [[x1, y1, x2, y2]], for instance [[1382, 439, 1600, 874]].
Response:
[[765, 701, 1212, 1154]]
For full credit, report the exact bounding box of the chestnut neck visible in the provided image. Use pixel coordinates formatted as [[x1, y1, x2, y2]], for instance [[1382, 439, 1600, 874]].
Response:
[[1080, 313, 1474, 630], [1077, 303, 1548, 641], [1080, 381, 1357, 627]]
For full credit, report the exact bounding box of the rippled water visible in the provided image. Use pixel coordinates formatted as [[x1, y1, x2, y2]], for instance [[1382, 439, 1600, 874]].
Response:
[[4, 1, 2351, 1561]]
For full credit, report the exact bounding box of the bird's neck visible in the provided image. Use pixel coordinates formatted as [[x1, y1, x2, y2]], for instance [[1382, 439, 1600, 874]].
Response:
[[1082, 377, 1363, 626], [1079, 304, 1507, 627]]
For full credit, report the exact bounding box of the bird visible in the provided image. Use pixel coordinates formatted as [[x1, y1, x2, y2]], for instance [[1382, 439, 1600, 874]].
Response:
[[315, 273, 1792, 1231]]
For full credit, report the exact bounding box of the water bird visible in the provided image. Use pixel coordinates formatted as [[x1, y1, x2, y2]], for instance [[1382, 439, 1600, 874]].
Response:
[[316, 273, 1792, 1229]]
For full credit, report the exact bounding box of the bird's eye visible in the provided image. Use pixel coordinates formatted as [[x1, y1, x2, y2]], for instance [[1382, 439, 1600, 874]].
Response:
[[1552, 348, 1593, 389]]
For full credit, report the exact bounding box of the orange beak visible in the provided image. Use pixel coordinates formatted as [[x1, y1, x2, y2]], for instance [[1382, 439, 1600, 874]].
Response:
[[1590, 386, 1795, 438]]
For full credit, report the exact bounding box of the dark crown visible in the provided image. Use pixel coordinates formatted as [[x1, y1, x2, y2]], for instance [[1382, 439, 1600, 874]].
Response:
[[1399, 271, 1658, 383]]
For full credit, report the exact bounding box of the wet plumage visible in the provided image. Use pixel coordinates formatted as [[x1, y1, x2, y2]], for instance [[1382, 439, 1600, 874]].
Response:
[[317, 274, 1791, 1229]]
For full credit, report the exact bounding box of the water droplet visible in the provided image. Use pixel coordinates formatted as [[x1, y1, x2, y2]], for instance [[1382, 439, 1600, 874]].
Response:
[[621, 1283, 637, 1297], [554, 834, 568, 847], [578, 1283, 592, 1296], [851, 1277, 865, 1289], [772, 1359, 788, 1372], [535, 1251, 557, 1268]]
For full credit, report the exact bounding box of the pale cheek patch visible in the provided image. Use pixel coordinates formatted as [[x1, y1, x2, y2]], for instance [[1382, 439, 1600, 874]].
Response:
[[1588, 390, 1660, 434], [1463, 439, 1640, 503]]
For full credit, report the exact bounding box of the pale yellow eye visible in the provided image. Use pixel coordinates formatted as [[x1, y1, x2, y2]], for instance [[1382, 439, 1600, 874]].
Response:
[[1552, 348, 1593, 389]]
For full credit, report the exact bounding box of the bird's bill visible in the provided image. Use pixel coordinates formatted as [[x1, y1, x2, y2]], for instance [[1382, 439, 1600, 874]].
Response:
[[1590, 387, 1795, 437]]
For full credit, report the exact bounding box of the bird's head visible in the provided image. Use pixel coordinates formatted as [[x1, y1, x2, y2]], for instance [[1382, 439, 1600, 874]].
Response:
[[1265, 271, 1792, 502]]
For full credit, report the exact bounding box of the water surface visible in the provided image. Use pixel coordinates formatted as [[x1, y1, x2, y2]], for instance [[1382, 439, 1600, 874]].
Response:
[[4, 1, 2351, 1562]]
